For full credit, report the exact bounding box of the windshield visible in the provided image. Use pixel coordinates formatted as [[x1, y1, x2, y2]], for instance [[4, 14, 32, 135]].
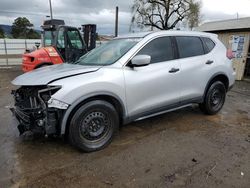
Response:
[[74, 38, 141, 66], [43, 30, 56, 46]]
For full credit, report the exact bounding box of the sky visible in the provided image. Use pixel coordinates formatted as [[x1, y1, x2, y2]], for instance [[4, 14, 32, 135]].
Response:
[[0, 0, 250, 35]]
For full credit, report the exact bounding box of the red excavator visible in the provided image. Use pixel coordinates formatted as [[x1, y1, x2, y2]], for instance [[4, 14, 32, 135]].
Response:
[[22, 19, 96, 72]]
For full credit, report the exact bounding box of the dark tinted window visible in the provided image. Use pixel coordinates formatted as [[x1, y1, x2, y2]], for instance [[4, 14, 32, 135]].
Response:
[[57, 28, 65, 48], [44, 31, 56, 46], [203, 37, 215, 53], [137, 37, 174, 63], [67, 29, 83, 49], [176, 36, 204, 58]]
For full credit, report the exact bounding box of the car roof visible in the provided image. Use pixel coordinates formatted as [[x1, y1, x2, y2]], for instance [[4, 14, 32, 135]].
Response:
[[116, 30, 217, 39], [116, 32, 153, 39]]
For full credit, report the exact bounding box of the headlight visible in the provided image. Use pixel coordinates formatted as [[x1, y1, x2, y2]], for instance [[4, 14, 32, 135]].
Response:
[[38, 86, 62, 102], [48, 98, 69, 109]]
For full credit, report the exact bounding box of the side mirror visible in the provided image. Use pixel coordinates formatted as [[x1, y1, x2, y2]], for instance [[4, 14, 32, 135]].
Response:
[[130, 55, 151, 67]]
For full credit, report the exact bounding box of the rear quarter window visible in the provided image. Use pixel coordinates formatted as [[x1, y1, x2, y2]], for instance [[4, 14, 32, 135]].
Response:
[[176, 36, 204, 58], [202, 37, 215, 53]]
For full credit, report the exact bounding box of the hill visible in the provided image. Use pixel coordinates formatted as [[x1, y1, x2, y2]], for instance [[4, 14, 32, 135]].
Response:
[[0, 24, 41, 38], [0, 25, 12, 36]]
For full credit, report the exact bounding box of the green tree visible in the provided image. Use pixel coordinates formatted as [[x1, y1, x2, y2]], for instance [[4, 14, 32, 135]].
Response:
[[0, 26, 4, 38], [131, 0, 201, 30], [11, 17, 40, 39], [27, 29, 40, 39], [187, 0, 201, 30]]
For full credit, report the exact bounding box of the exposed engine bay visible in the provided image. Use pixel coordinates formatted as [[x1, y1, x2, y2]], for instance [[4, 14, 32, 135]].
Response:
[[11, 86, 65, 136]]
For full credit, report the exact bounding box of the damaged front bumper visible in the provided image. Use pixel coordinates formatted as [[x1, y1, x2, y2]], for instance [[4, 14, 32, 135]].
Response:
[[10, 86, 68, 136]]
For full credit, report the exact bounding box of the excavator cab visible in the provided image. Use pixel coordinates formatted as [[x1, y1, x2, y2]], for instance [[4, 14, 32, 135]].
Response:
[[22, 19, 87, 72], [42, 19, 87, 62]]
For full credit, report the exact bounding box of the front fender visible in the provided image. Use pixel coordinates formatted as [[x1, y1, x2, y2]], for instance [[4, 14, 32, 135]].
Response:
[[59, 91, 127, 135], [48, 67, 126, 135]]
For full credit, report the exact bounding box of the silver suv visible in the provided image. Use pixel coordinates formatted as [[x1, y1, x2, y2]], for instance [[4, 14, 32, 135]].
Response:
[[11, 31, 235, 152]]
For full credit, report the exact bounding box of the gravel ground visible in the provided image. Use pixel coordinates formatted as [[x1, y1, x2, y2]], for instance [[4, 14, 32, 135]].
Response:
[[0, 67, 249, 188]]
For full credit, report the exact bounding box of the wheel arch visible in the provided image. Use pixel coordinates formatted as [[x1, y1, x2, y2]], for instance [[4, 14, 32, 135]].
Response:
[[203, 72, 229, 100], [60, 92, 126, 136]]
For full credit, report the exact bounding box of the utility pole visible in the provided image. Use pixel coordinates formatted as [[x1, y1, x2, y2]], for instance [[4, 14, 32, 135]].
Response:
[[151, 7, 153, 31], [115, 6, 119, 37], [49, 0, 53, 20]]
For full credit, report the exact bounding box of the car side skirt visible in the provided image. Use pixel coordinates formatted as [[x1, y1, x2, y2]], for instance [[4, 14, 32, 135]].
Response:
[[124, 97, 203, 124]]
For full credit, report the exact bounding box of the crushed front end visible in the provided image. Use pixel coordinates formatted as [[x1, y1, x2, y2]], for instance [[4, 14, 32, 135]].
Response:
[[11, 86, 68, 136]]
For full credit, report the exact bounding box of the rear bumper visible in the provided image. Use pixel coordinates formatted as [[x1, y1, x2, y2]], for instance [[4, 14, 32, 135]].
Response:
[[228, 71, 236, 91], [228, 84, 234, 91]]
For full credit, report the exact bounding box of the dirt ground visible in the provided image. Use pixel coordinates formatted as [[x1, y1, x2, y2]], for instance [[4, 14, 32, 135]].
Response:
[[0, 67, 249, 188]]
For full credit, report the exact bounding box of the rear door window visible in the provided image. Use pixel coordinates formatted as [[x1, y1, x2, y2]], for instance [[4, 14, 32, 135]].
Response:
[[137, 37, 174, 63], [176, 36, 204, 58]]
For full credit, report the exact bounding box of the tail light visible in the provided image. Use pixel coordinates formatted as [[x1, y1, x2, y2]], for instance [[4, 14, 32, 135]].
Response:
[[226, 49, 234, 60]]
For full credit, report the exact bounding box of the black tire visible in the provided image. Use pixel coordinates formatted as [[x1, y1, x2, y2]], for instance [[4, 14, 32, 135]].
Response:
[[199, 81, 226, 115], [69, 100, 119, 152]]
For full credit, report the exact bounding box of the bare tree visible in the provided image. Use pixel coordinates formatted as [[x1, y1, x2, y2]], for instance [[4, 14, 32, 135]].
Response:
[[131, 0, 201, 31]]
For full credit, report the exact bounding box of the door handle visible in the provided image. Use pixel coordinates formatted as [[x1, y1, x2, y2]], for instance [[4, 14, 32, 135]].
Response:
[[169, 68, 180, 73], [206, 60, 214, 65]]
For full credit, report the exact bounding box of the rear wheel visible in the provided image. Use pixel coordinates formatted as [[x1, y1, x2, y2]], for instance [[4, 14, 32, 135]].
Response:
[[69, 100, 119, 152], [199, 81, 226, 115]]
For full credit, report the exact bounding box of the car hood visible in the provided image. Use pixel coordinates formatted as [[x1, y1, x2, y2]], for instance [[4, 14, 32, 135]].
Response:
[[12, 63, 101, 86]]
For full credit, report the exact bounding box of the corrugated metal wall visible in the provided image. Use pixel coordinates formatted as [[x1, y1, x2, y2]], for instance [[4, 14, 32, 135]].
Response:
[[217, 32, 250, 80]]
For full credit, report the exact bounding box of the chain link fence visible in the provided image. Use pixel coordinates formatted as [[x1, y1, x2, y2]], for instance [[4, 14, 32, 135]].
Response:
[[0, 39, 105, 66], [0, 39, 41, 66]]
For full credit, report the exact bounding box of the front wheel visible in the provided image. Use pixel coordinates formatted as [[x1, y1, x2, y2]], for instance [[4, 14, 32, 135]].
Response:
[[69, 100, 119, 152], [199, 81, 226, 115]]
